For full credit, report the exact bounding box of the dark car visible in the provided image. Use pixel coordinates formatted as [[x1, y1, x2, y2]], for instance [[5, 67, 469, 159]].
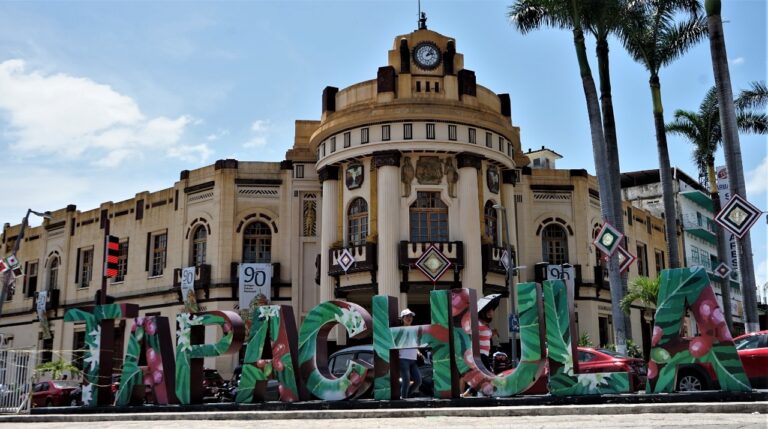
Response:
[[31, 380, 80, 407], [674, 330, 768, 391], [202, 368, 225, 400], [217, 366, 279, 402], [328, 345, 434, 398]]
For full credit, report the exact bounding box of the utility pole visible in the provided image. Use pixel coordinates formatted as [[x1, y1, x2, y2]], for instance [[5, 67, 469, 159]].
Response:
[[494, 204, 518, 367]]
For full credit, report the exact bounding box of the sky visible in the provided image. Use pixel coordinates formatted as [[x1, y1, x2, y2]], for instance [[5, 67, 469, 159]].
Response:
[[0, 0, 765, 287]]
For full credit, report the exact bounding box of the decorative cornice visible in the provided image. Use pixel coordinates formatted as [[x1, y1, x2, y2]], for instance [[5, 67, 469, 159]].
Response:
[[214, 159, 238, 170], [318, 165, 340, 183], [456, 152, 483, 170], [373, 150, 401, 168], [184, 181, 215, 194], [235, 178, 282, 186]]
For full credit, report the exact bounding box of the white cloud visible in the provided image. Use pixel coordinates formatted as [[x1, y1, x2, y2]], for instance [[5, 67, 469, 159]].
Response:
[[730, 57, 745, 65], [0, 59, 207, 165], [166, 143, 213, 163], [243, 119, 270, 148], [745, 156, 768, 195], [206, 129, 229, 142]]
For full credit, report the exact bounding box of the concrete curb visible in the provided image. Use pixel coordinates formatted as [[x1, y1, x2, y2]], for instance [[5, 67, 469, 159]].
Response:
[[1, 401, 765, 423]]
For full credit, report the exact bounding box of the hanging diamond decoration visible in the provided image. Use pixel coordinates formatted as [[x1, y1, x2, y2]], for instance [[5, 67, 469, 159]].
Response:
[[593, 222, 624, 257], [714, 262, 732, 279], [616, 246, 636, 273], [715, 193, 762, 238], [337, 248, 355, 273], [500, 249, 511, 273], [415, 244, 452, 283]]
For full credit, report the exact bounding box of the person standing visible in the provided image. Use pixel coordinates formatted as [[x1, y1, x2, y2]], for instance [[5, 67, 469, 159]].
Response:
[[398, 308, 422, 399]]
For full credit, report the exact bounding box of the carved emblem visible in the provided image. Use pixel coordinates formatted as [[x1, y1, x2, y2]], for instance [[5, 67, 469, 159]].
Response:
[[401, 156, 415, 197], [486, 166, 500, 194], [346, 163, 364, 190], [416, 156, 443, 185]]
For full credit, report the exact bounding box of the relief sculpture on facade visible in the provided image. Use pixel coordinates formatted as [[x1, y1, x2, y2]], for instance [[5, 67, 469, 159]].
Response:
[[416, 156, 443, 185], [401, 156, 415, 197], [444, 157, 458, 198]]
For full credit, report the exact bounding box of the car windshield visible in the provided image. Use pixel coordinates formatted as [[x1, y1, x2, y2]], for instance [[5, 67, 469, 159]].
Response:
[[52, 381, 80, 389], [735, 335, 762, 350], [596, 348, 627, 358]]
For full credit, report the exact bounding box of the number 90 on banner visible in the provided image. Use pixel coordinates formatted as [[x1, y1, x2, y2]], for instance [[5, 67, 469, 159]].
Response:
[[239, 263, 272, 310]]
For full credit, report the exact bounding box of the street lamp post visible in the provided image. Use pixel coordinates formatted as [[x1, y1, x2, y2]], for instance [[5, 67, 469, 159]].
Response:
[[493, 203, 518, 367], [0, 209, 53, 319]]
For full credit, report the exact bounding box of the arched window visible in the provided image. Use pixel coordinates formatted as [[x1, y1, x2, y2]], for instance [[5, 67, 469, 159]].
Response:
[[542, 224, 568, 265], [592, 223, 603, 266], [48, 257, 59, 290], [484, 201, 499, 246], [191, 226, 207, 266], [347, 198, 368, 246], [243, 222, 272, 263], [410, 191, 449, 242]]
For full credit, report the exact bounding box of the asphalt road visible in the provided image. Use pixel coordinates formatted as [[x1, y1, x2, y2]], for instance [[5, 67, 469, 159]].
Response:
[[0, 414, 765, 429]]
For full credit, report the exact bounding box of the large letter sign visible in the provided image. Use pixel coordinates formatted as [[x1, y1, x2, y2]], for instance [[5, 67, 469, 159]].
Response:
[[237, 305, 304, 402], [648, 267, 750, 393], [64, 304, 139, 406], [175, 311, 245, 404], [298, 301, 373, 400], [447, 284, 547, 397], [116, 316, 177, 405], [543, 279, 630, 395]]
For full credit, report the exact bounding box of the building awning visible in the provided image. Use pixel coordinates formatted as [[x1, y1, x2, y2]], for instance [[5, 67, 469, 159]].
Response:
[[686, 227, 717, 245], [681, 191, 714, 211]]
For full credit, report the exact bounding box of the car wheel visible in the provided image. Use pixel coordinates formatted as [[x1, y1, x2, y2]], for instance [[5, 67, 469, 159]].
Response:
[[676, 373, 704, 392]]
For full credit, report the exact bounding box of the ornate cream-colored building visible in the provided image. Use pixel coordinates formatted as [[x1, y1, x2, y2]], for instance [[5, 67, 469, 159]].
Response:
[[0, 25, 674, 377]]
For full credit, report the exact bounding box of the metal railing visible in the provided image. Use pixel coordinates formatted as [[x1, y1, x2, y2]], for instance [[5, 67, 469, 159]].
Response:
[[0, 347, 37, 414]]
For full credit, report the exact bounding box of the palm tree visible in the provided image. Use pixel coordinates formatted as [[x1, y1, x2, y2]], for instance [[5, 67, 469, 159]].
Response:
[[618, 0, 708, 270], [706, 0, 761, 332], [509, 0, 631, 352], [36, 359, 80, 380], [620, 275, 659, 317], [735, 81, 768, 111]]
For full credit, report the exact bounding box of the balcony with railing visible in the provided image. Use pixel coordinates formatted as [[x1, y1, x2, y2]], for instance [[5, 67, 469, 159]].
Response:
[[681, 213, 717, 245], [398, 241, 464, 292], [329, 242, 377, 297]]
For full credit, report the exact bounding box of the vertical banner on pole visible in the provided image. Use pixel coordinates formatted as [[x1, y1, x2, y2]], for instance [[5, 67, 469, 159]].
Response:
[[36, 290, 51, 340], [716, 166, 740, 283], [239, 263, 272, 311], [181, 267, 198, 313]]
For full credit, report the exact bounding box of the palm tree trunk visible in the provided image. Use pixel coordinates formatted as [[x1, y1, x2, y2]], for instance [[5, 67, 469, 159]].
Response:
[[596, 38, 633, 341], [572, 21, 628, 353], [707, 161, 734, 332], [706, 0, 760, 332], [649, 74, 681, 269]]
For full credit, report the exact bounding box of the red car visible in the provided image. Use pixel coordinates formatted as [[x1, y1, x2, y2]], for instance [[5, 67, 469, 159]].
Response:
[[31, 380, 80, 407], [675, 330, 768, 391], [510, 347, 647, 394]]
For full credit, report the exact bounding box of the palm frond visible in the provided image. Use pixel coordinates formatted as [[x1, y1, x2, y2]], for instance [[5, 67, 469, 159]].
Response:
[[658, 15, 708, 68], [620, 275, 660, 314], [735, 81, 768, 110], [737, 112, 768, 135], [508, 0, 574, 34]]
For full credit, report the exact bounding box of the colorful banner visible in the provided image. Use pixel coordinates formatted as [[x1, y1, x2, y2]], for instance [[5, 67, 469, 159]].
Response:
[[36, 290, 51, 340], [716, 166, 740, 283], [180, 266, 198, 312], [239, 263, 272, 310]]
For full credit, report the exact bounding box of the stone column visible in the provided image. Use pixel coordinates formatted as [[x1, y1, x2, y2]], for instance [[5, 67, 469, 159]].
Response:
[[457, 152, 483, 292], [319, 166, 340, 304], [374, 150, 402, 299], [501, 168, 518, 351]]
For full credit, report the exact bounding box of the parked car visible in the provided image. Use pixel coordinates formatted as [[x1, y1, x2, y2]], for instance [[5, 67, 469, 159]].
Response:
[[202, 368, 225, 400], [328, 345, 434, 397], [675, 330, 768, 391], [217, 365, 279, 402], [509, 347, 647, 394], [31, 380, 80, 407]]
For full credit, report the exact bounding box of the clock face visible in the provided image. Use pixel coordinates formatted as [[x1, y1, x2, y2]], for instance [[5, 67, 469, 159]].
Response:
[[413, 42, 441, 70]]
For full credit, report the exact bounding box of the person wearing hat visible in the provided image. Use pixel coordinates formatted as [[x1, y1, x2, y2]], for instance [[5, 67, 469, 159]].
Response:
[[398, 308, 422, 398], [462, 294, 500, 397]]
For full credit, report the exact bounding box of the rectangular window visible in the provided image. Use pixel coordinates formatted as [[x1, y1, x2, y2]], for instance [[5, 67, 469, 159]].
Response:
[[39, 332, 53, 364], [426, 123, 436, 140], [79, 248, 94, 288], [330, 136, 336, 153], [416, 81, 421, 92], [498, 136, 504, 152], [507, 142, 512, 157], [382, 125, 390, 141], [485, 132, 492, 148], [115, 240, 129, 283], [425, 82, 431, 92], [696, 212, 703, 226], [150, 233, 167, 277], [435, 82, 440, 93], [469, 128, 476, 144], [627, 207, 633, 225], [361, 128, 369, 144], [636, 243, 648, 276], [403, 123, 413, 140], [24, 261, 38, 298], [448, 125, 457, 141], [654, 249, 665, 275], [295, 164, 304, 179], [343, 132, 351, 148], [321, 142, 326, 157], [73, 331, 86, 371], [646, 216, 652, 234], [691, 246, 700, 265]]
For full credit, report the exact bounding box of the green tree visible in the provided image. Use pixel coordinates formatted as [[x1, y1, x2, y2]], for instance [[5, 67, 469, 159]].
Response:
[[618, 0, 708, 270], [620, 275, 659, 316], [509, 0, 631, 353], [35, 359, 80, 380], [704, 0, 760, 333]]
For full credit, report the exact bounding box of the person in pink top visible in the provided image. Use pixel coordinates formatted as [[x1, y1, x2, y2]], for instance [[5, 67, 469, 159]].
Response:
[[462, 294, 500, 397]]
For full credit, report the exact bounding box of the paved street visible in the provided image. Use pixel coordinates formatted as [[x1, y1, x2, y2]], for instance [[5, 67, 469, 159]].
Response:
[[0, 414, 765, 429]]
